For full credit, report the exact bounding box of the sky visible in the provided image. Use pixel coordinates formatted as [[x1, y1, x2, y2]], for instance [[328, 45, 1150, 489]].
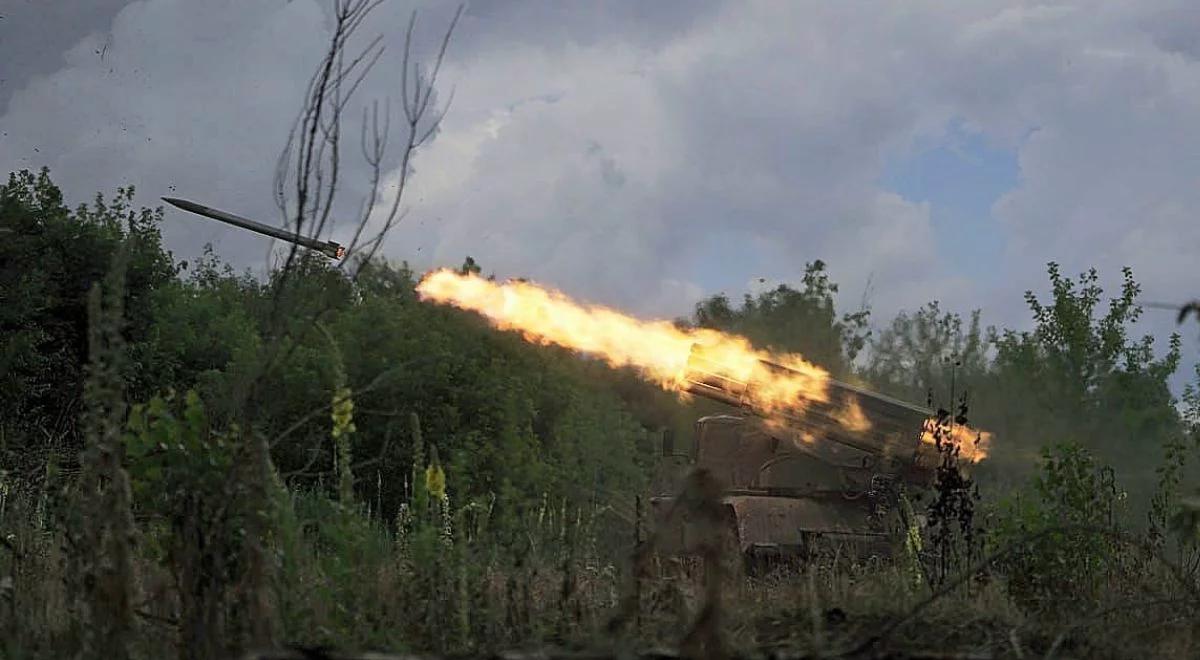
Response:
[[2, 0, 1198, 390]]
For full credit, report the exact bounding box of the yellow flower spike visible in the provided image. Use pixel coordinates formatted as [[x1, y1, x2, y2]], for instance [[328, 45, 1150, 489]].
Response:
[[425, 444, 447, 502], [331, 386, 356, 440], [425, 463, 446, 502]]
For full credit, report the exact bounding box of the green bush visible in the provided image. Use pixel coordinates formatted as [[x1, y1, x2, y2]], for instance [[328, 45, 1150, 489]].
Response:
[[990, 442, 1129, 614]]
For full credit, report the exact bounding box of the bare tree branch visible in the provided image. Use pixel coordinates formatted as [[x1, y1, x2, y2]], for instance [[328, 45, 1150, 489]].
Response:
[[156, 4, 463, 538], [240, 1, 463, 431]]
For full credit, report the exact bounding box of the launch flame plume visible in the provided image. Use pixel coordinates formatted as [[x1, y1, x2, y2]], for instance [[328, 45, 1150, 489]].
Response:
[[417, 269, 990, 462], [923, 419, 992, 463], [416, 270, 828, 402]]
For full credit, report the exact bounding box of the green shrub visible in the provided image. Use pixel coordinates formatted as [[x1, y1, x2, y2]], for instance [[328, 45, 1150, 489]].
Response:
[[990, 442, 1128, 614]]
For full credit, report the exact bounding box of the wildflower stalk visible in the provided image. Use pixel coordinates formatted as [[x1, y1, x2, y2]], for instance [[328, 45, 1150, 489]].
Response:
[[331, 386, 356, 504], [73, 243, 137, 660], [318, 322, 356, 505], [411, 412, 428, 518]]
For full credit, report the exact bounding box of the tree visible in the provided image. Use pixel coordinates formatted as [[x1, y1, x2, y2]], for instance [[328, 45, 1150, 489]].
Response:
[[987, 264, 1180, 445], [862, 301, 988, 407], [690, 260, 869, 376], [232, 0, 464, 489], [972, 264, 1183, 497], [0, 169, 175, 450]]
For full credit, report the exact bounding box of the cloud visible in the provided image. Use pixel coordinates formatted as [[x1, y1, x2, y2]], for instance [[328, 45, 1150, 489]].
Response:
[[0, 0, 336, 267], [2, 0, 1198, 382], [394, 1, 956, 318], [0, 0, 132, 113]]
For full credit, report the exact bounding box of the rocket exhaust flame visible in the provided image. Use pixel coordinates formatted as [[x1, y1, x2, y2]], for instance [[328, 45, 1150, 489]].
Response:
[[416, 269, 990, 462], [922, 418, 992, 463], [416, 269, 828, 406]]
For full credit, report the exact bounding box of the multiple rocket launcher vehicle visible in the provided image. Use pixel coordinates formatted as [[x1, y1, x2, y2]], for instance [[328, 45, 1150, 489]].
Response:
[[656, 345, 957, 565]]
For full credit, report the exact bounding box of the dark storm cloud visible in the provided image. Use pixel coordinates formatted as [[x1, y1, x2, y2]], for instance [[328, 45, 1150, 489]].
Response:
[[0, 0, 132, 113]]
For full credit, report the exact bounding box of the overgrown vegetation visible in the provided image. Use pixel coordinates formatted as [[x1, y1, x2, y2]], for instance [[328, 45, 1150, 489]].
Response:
[[2, 158, 1200, 658]]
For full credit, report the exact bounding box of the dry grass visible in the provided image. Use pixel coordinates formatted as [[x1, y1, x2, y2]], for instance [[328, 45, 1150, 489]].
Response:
[[3, 443, 1199, 660], [3, 482, 1200, 659]]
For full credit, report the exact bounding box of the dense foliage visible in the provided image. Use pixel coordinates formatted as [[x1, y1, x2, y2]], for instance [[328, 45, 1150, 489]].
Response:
[[3, 169, 1200, 658], [0, 170, 175, 440]]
